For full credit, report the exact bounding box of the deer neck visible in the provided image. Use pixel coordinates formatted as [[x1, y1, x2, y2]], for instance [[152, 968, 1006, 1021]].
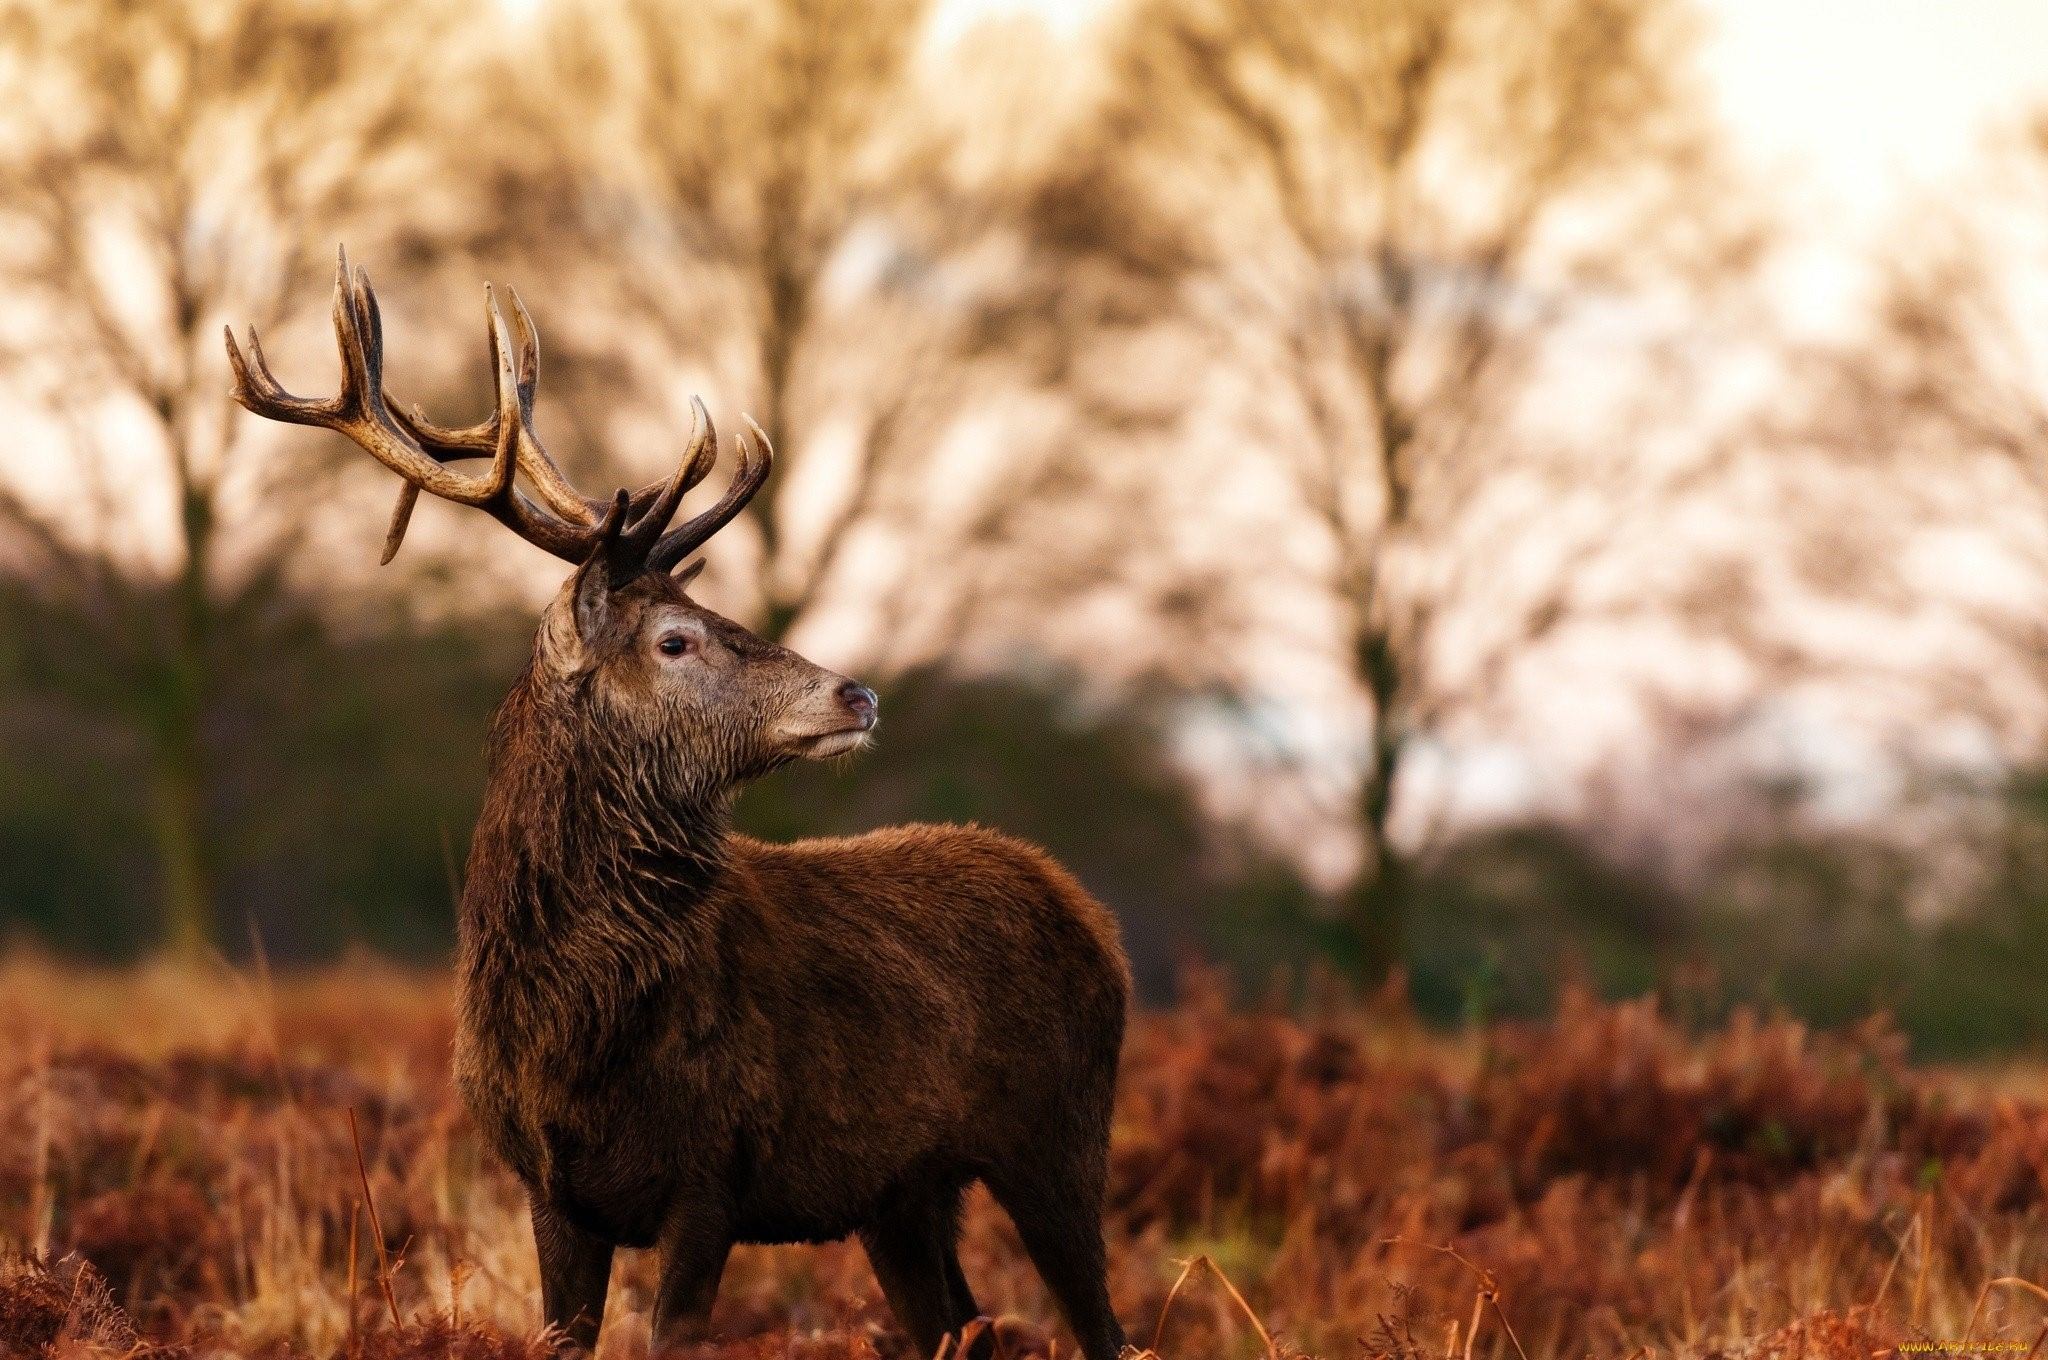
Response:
[[456, 671, 733, 1067]]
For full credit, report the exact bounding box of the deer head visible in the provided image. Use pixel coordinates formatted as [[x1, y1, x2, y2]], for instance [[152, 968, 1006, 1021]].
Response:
[[225, 249, 878, 798]]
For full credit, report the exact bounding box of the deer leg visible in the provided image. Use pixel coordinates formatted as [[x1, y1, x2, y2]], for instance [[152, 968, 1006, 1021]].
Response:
[[987, 1156, 1126, 1360], [531, 1201, 614, 1355], [649, 1208, 732, 1351], [859, 1182, 988, 1360], [943, 1244, 982, 1349]]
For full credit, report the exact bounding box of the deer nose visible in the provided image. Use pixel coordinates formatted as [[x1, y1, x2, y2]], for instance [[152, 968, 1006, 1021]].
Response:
[[838, 681, 878, 729]]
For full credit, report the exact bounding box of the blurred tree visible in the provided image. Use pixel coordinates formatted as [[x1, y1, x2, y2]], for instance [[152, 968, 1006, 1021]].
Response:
[[0, 0, 478, 957], [1822, 114, 2048, 479], [1031, 0, 1750, 978], [1793, 116, 2048, 747], [477, 0, 1015, 650]]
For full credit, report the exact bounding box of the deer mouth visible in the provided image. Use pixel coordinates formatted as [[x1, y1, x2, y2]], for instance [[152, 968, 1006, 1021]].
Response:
[[793, 726, 873, 759]]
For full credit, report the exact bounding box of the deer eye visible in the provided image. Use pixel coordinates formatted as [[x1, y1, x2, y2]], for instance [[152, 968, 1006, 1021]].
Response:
[[657, 634, 694, 658]]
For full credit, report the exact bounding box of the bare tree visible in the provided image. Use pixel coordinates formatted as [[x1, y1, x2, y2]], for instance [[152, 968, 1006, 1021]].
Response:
[[1793, 113, 2048, 748], [1829, 117, 2048, 476], [0, 0, 478, 956], [1031, 0, 1750, 975], [474, 0, 1014, 648]]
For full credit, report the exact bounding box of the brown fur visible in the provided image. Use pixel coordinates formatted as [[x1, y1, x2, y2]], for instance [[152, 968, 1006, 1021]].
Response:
[[453, 566, 1131, 1359]]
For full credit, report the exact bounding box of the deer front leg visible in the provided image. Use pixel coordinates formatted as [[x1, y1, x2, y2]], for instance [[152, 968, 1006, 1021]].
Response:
[[531, 1200, 614, 1355], [650, 1204, 733, 1351]]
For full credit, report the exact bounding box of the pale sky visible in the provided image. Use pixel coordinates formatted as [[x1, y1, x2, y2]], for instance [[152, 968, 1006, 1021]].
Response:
[[1699, 0, 2048, 219], [493, 0, 2048, 211], [932, 0, 2048, 223]]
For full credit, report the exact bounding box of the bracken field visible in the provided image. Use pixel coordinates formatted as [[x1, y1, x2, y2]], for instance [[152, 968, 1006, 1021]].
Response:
[[8, 954, 2048, 1360]]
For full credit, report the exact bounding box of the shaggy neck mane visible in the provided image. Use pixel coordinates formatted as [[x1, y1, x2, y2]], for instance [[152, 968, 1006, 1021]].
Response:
[[458, 661, 733, 1067]]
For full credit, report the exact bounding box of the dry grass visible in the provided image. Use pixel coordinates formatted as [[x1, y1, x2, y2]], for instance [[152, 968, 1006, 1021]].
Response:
[[4, 952, 2048, 1360]]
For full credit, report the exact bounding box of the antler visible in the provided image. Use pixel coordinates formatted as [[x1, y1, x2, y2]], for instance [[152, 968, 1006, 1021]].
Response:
[[375, 281, 687, 562], [646, 415, 773, 573], [225, 247, 767, 582]]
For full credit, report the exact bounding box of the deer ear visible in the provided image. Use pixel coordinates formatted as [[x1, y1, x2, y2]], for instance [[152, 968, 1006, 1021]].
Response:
[[572, 551, 615, 644], [549, 491, 629, 662], [539, 553, 617, 675], [672, 558, 707, 591]]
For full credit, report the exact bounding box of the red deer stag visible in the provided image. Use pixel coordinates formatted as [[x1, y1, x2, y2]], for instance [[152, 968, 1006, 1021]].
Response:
[[225, 251, 1131, 1360]]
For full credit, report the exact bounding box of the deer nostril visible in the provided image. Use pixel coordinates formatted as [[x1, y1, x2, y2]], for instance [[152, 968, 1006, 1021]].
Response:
[[838, 681, 878, 727]]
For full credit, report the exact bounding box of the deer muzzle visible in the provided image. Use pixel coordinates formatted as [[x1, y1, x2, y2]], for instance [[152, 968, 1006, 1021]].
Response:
[[776, 675, 879, 759]]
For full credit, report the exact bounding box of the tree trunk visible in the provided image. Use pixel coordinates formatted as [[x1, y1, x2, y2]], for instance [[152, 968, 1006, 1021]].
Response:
[[1346, 620, 1407, 983], [751, 210, 811, 645], [153, 455, 217, 960], [147, 722, 214, 961], [1346, 829, 1407, 986]]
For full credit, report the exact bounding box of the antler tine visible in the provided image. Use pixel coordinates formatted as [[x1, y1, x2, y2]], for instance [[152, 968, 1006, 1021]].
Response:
[[225, 322, 324, 421], [338, 249, 377, 408], [605, 397, 718, 581], [386, 287, 539, 464], [224, 254, 355, 423], [480, 286, 596, 526], [380, 484, 421, 567], [644, 414, 774, 573], [505, 286, 541, 413], [465, 284, 680, 528], [594, 487, 631, 548]]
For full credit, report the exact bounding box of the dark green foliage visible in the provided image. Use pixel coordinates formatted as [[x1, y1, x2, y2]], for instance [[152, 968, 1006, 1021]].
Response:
[[0, 576, 525, 961], [1686, 802, 2048, 1058], [0, 694, 158, 954], [1395, 796, 2048, 1059], [1402, 825, 1686, 1025]]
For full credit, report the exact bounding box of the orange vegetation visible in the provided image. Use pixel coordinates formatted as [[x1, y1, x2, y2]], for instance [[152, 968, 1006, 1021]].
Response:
[[4, 954, 2048, 1359]]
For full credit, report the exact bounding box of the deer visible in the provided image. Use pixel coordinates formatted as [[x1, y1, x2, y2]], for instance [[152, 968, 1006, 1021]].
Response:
[[224, 251, 1132, 1360]]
